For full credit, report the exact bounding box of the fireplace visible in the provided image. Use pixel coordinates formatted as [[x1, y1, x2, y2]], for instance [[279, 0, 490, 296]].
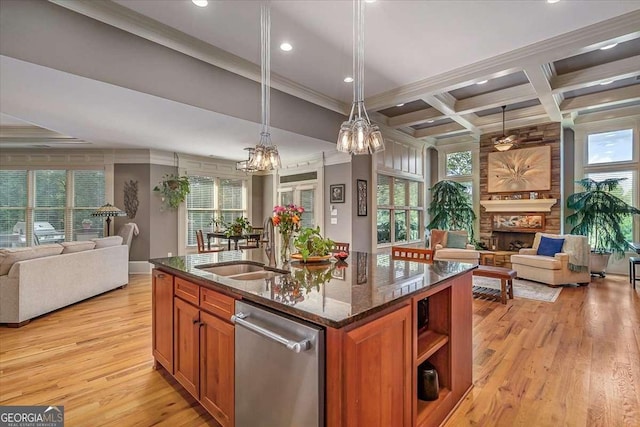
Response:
[[492, 231, 536, 251]]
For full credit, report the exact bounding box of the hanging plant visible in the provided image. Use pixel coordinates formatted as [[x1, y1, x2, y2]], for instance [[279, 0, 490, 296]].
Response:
[[153, 174, 190, 209]]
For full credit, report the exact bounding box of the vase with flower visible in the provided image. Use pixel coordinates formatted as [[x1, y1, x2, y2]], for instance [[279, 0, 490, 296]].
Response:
[[272, 204, 304, 264]]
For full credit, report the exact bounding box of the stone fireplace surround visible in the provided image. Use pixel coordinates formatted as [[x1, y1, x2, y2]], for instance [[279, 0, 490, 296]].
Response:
[[478, 122, 562, 251]]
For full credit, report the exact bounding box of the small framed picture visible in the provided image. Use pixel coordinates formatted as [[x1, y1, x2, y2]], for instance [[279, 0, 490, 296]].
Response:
[[329, 184, 345, 203], [357, 179, 367, 216], [331, 267, 346, 280]]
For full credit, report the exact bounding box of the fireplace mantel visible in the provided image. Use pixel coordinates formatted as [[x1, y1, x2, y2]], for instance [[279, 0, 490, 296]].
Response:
[[480, 199, 557, 213]]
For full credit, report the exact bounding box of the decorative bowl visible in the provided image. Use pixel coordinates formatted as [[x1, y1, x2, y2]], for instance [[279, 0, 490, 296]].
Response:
[[334, 251, 349, 261]]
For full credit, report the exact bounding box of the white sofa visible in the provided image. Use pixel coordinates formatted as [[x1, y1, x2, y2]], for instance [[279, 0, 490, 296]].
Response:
[[511, 232, 591, 287], [0, 237, 129, 326]]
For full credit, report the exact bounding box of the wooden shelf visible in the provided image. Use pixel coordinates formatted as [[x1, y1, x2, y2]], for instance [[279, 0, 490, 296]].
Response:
[[416, 330, 449, 365], [416, 388, 451, 425]]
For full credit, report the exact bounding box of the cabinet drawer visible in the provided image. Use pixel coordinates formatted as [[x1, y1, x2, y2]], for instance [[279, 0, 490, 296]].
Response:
[[200, 287, 235, 321], [174, 278, 199, 305]]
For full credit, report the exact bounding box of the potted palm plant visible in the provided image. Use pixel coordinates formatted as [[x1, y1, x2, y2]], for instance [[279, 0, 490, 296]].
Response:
[[427, 180, 476, 241], [566, 177, 640, 276]]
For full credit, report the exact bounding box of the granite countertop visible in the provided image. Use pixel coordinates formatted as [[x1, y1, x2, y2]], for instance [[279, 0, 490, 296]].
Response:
[[149, 249, 475, 329]]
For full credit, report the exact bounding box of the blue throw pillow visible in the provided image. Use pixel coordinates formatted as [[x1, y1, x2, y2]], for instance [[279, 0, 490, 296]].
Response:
[[537, 236, 565, 257]]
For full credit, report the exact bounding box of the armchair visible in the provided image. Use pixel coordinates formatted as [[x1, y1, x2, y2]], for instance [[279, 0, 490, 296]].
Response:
[[511, 232, 591, 287], [431, 230, 479, 263]]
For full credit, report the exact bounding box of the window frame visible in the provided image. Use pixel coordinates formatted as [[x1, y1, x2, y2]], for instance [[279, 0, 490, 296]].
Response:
[[376, 173, 424, 247]]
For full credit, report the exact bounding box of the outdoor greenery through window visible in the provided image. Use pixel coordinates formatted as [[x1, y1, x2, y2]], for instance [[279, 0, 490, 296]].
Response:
[[186, 176, 247, 246], [377, 174, 422, 245], [0, 169, 106, 248], [583, 127, 637, 243], [446, 151, 472, 176]]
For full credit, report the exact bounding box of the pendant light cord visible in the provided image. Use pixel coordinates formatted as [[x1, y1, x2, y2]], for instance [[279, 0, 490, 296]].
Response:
[[261, 1, 271, 137]]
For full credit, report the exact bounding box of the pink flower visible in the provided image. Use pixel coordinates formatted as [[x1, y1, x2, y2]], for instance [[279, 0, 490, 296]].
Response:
[[298, 207, 305, 213]]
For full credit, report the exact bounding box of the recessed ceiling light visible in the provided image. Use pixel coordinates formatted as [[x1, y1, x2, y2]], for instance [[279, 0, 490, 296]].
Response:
[[396, 103, 405, 107], [344, 76, 354, 83], [365, 0, 376, 3], [280, 42, 293, 52], [476, 80, 488, 85], [192, 0, 208, 7], [600, 80, 613, 85], [546, 0, 560, 3], [427, 120, 435, 123], [600, 43, 618, 50]]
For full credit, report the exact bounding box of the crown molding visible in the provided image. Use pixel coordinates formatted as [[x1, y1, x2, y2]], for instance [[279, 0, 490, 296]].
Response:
[[48, 0, 348, 115]]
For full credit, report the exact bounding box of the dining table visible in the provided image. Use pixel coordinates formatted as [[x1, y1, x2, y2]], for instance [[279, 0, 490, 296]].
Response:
[[206, 232, 262, 251]]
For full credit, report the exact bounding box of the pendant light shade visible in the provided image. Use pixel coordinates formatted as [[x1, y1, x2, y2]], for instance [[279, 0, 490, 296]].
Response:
[[247, 1, 281, 171], [336, 0, 385, 155], [493, 105, 517, 152]]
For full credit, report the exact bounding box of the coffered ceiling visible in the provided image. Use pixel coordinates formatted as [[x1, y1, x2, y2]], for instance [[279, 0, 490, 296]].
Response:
[[1, 0, 640, 157]]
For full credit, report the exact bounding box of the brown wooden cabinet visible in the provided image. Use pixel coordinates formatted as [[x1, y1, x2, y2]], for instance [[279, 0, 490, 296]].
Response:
[[200, 310, 235, 427], [152, 270, 235, 427], [152, 269, 173, 372], [326, 304, 413, 427], [174, 296, 201, 399]]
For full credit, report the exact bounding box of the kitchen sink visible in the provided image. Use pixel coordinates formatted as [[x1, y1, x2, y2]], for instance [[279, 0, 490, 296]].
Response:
[[196, 262, 285, 281], [197, 263, 264, 276]]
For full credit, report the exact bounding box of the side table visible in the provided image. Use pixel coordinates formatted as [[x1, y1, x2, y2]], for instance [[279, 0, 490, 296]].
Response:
[[478, 250, 495, 266]]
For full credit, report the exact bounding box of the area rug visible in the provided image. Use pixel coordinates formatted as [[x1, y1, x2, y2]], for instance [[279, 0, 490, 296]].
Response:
[[472, 276, 562, 303]]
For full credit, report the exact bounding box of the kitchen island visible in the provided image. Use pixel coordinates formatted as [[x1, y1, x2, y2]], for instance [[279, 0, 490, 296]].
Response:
[[150, 249, 474, 427]]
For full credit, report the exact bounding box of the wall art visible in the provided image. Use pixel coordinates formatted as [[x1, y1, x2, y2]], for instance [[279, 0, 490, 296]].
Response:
[[357, 179, 367, 216], [488, 145, 551, 193]]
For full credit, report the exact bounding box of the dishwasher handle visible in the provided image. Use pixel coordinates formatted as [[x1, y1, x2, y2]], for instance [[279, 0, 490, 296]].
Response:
[[231, 312, 311, 353]]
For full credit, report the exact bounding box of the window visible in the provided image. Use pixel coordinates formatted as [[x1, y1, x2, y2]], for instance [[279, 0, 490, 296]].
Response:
[[582, 126, 637, 243], [0, 169, 105, 248], [0, 171, 27, 248], [587, 170, 635, 242], [587, 129, 633, 165], [377, 174, 423, 245], [446, 151, 472, 176], [186, 176, 248, 247]]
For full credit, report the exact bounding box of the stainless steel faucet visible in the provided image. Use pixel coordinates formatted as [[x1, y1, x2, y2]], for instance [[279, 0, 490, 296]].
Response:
[[262, 216, 276, 267]]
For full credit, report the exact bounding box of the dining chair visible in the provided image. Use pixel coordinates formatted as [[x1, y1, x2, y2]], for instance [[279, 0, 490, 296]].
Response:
[[196, 230, 224, 253], [332, 242, 350, 253]]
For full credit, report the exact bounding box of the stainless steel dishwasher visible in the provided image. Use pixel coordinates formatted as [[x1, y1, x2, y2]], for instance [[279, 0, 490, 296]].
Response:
[[232, 300, 324, 427]]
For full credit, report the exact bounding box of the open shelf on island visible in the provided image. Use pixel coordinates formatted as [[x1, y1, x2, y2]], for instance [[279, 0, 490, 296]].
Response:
[[416, 388, 452, 425], [417, 330, 449, 365]]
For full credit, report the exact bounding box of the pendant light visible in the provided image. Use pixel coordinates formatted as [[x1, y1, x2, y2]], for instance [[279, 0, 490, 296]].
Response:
[[493, 105, 517, 152], [336, 0, 384, 155], [248, 1, 281, 171]]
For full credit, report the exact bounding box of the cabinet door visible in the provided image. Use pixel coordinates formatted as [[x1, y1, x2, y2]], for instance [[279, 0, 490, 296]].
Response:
[[174, 297, 200, 399], [200, 311, 235, 427], [343, 305, 412, 427], [152, 269, 173, 372]]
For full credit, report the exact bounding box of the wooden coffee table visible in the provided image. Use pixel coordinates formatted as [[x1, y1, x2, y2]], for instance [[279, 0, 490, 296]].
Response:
[[472, 265, 516, 304]]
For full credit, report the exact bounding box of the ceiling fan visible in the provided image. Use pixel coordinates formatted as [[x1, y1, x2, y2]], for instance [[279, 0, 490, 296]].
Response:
[[492, 105, 517, 151]]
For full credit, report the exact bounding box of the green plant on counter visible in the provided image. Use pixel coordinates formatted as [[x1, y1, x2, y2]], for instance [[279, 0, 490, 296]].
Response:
[[293, 226, 334, 262], [153, 174, 190, 209], [224, 216, 252, 238]]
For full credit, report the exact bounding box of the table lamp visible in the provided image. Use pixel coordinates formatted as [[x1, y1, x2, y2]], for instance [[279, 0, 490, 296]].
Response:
[[91, 203, 127, 236]]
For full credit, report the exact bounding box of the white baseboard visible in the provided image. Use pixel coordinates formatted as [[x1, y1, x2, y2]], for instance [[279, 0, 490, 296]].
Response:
[[129, 261, 152, 274]]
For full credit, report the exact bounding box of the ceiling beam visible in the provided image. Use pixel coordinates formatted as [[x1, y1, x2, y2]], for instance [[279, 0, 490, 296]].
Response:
[[414, 122, 466, 139], [551, 55, 640, 93], [454, 84, 537, 115], [574, 104, 640, 125], [560, 84, 640, 113], [523, 64, 563, 122], [387, 107, 446, 128], [367, 11, 640, 111], [422, 93, 480, 137], [470, 105, 549, 128]]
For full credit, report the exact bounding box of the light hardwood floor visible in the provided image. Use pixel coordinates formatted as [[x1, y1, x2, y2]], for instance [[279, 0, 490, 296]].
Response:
[[0, 274, 638, 426]]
